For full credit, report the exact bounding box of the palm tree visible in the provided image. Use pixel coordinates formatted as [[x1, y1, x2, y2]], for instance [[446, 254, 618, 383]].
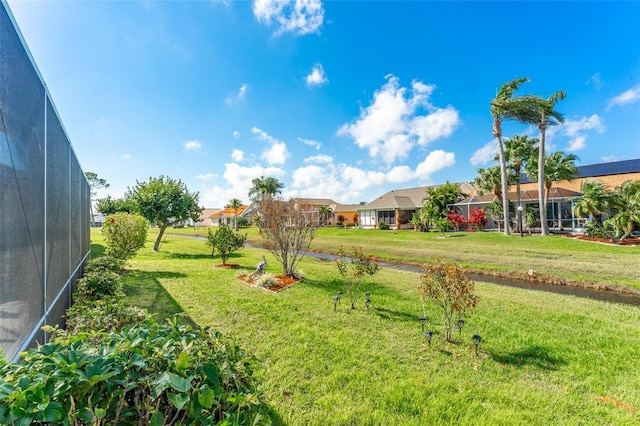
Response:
[[605, 180, 640, 241], [473, 165, 513, 231], [532, 91, 567, 235], [527, 151, 578, 231], [319, 205, 333, 226], [226, 197, 243, 230], [490, 78, 540, 236], [501, 135, 538, 233], [248, 176, 284, 203], [573, 179, 611, 234]]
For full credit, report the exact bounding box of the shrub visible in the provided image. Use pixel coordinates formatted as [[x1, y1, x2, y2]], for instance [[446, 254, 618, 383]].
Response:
[[60, 299, 152, 340], [447, 210, 467, 231], [102, 212, 148, 260], [418, 260, 478, 342], [0, 319, 269, 425], [85, 255, 124, 275], [256, 273, 278, 288], [378, 220, 390, 230], [205, 224, 247, 264], [468, 208, 487, 231], [335, 246, 380, 309], [74, 270, 122, 303]]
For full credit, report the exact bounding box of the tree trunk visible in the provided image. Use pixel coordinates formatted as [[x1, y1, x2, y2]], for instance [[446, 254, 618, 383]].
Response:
[[538, 116, 548, 236], [496, 136, 511, 236], [154, 224, 168, 251]]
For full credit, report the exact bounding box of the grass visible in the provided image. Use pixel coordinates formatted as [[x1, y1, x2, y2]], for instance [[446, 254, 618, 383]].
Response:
[[91, 228, 640, 425], [167, 225, 640, 289]]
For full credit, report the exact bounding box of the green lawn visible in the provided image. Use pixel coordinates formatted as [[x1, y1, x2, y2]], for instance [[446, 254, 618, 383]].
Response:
[[167, 225, 640, 289], [92, 229, 640, 425]]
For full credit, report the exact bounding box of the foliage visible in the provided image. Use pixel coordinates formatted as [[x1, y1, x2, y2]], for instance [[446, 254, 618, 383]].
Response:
[[434, 217, 450, 233], [418, 260, 478, 342], [96, 195, 135, 215], [605, 180, 640, 241], [584, 221, 611, 238], [468, 208, 487, 231], [446, 210, 467, 231], [75, 270, 122, 303], [85, 255, 124, 275], [226, 198, 243, 231], [573, 179, 612, 236], [378, 220, 390, 230], [102, 212, 148, 260], [205, 224, 247, 265], [0, 319, 268, 425], [126, 176, 201, 251], [248, 176, 284, 203], [335, 246, 380, 309], [256, 197, 315, 277], [472, 165, 509, 198], [86, 171, 109, 227], [423, 182, 467, 226], [236, 216, 249, 228], [319, 205, 333, 226], [255, 273, 278, 289]]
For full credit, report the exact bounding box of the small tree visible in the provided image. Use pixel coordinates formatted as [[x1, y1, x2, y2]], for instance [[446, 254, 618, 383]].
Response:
[[468, 208, 487, 231], [101, 212, 148, 261], [335, 246, 380, 309], [418, 260, 478, 342], [205, 224, 247, 265], [85, 172, 109, 227], [126, 176, 201, 252], [256, 197, 315, 277]]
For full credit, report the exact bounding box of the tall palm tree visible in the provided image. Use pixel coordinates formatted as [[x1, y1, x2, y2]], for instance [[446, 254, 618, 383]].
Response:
[[605, 180, 640, 241], [573, 179, 611, 234], [532, 91, 566, 235], [490, 78, 540, 235], [500, 135, 538, 233], [527, 151, 578, 231], [473, 165, 516, 232], [319, 205, 333, 226], [226, 198, 243, 230], [248, 176, 285, 203]]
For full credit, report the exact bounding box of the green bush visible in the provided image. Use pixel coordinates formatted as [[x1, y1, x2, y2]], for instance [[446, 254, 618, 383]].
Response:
[[102, 212, 148, 260], [205, 224, 247, 265], [61, 299, 152, 339], [85, 255, 124, 275], [378, 220, 390, 230], [74, 271, 122, 303], [0, 319, 268, 425]]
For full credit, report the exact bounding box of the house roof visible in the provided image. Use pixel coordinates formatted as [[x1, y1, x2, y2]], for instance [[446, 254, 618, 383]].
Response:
[[521, 158, 640, 183], [360, 183, 473, 210], [211, 205, 248, 218], [197, 208, 221, 221], [292, 198, 337, 206], [455, 187, 582, 205], [330, 203, 362, 212]]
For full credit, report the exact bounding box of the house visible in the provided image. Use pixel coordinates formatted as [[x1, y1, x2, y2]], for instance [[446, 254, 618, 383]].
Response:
[[291, 198, 338, 225], [453, 158, 640, 232], [358, 183, 474, 230], [210, 205, 249, 227], [329, 203, 362, 226], [196, 208, 222, 227]]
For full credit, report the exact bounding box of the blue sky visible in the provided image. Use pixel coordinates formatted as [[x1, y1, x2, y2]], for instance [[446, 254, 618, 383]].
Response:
[[7, 0, 640, 208]]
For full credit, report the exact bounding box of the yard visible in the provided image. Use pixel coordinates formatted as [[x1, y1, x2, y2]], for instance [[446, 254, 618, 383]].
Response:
[[94, 228, 640, 425]]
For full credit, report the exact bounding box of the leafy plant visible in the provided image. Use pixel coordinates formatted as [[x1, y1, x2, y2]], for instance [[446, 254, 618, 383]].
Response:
[[468, 208, 487, 231], [205, 224, 247, 265], [378, 220, 390, 230], [335, 246, 380, 309], [418, 260, 478, 342], [74, 270, 122, 303], [447, 210, 467, 231], [85, 255, 124, 275], [102, 212, 148, 260], [256, 273, 278, 289], [0, 319, 268, 425]]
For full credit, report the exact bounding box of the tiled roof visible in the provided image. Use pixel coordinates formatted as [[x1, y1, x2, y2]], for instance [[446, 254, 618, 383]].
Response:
[[360, 183, 472, 210]]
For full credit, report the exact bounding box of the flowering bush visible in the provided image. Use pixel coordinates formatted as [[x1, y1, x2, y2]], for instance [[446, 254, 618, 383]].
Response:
[[468, 207, 487, 231], [335, 246, 380, 309], [102, 212, 148, 260], [447, 210, 467, 231]]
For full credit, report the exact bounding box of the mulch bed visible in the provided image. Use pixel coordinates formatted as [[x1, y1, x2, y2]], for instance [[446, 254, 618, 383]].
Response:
[[238, 274, 300, 293]]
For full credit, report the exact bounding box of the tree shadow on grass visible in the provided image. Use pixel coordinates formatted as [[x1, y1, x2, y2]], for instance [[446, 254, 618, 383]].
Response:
[[489, 344, 567, 370], [170, 253, 214, 260], [90, 242, 106, 257], [122, 270, 196, 328], [374, 307, 418, 322]]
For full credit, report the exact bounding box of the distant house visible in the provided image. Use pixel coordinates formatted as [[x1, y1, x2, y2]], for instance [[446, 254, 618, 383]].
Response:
[[196, 208, 222, 227], [291, 198, 338, 225], [329, 203, 361, 226], [453, 158, 640, 233], [358, 183, 474, 230], [210, 205, 249, 227]]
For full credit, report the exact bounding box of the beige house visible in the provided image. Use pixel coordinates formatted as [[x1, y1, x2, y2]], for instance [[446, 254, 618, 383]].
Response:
[[358, 183, 474, 230]]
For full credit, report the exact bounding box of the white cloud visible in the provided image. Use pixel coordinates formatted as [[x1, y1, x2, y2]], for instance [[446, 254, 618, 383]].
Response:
[[233, 130, 240, 139], [386, 165, 414, 183], [196, 173, 216, 181], [414, 150, 455, 181], [231, 149, 244, 162], [226, 84, 249, 104], [601, 155, 620, 163], [585, 72, 603, 89], [470, 140, 497, 166], [183, 140, 202, 151], [337, 75, 460, 164], [122, 154, 132, 160], [305, 63, 328, 87], [253, 0, 324, 35], [298, 137, 321, 149], [304, 154, 333, 164], [607, 85, 640, 110], [251, 127, 290, 165], [556, 114, 605, 152]]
